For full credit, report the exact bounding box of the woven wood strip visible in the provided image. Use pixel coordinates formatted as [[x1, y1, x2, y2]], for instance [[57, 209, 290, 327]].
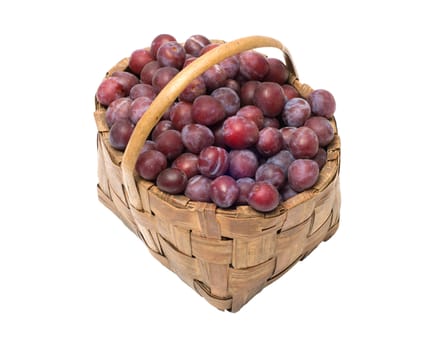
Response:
[[198, 261, 229, 297], [193, 280, 232, 311], [137, 226, 161, 254], [158, 235, 200, 289], [232, 232, 277, 269], [191, 235, 233, 265], [94, 35, 341, 312], [214, 206, 287, 239], [229, 258, 276, 312], [195, 202, 223, 239], [97, 134, 110, 200], [273, 217, 312, 276], [304, 212, 333, 255]]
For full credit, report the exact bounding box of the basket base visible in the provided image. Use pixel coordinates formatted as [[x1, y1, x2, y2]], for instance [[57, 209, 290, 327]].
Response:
[[97, 183, 340, 312]]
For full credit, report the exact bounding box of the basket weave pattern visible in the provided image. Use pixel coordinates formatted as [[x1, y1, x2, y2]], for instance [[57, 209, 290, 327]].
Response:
[[94, 36, 341, 312]]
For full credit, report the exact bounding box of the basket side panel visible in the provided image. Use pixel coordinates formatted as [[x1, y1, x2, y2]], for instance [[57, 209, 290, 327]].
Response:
[[97, 133, 137, 232], [273, 215, 312, 276], [158, 235, 200, 289], [303, 210, 333, 256], [98, 134, 126, 205], [229, 258, 275, 312], [330, 173, 341, 230], [138, 227, 163, 254], [217, 207, 287, 239], [97, 134, 110, 199], [197, 261, 229, 297], [191, 235, 233, 265], [282, 193, 316, 230], [232, 232, 277, 269], [309, 183, 336, 234]]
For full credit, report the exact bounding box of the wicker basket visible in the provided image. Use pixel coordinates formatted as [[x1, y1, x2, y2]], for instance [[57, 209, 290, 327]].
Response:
[[94, 36, 341, 312]]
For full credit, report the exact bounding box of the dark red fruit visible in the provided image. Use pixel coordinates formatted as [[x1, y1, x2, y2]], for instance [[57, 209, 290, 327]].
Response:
[[96, 78, 126, 106], [236, 177, 255, 205], [171, 153, 199, 179], [184, 175, 212, 202], [211, 122, 226, 148], [253, 82, 286, 117], [239, 50, 269, 80], [199, 43, 220, 55], [282, 97, 311, 127], [304, 116, 334, 147], [255, 163, 285, 189], [264, 58, 289, 85], [223, 79, 241, 94], [280, 127, 297, 148], [105, 97, 131, 128], [222, 116, 259, 149], [109, 119, 134, 151], [240, 80, 260, 106], [267, 150, 295, 174], [287, 159, 319, 192], [110, 71, 139, 95], [152, 66, 179, 93], [155, 129, 184, 160], [211, 87, 240, 116], [169, 101, 193, 131], [210, 175, 240, 208], [156, 168, 187, 194], [256, 127, 284, 157], [192, 95, 226, 126], [312, 148, 327, 170], [184, 35, 211, 56], [198, 146, 229, 178], [150, 34, 177, 59], [202, 64, 227, 91], [179, 76, 206, 102], [236, 105, 264, 129], [129, 96, 152, 125], [228, 149, 259, 179], [140, 140, 156, 154], [289, 126, 319, 159], [263, 117, 280, 129], [151, 120, 173, 141], [140, 60, 161, 85], [282, 84, 300, 100], [129, 83, 157, 100], [181, 123, 214, 154], [247, 182, 280, 212], [128, 48, 154, 75], [136, 150, 167, 181], [308, 89, 336, 118], [220, 55, 240, 79], [156, 41, 186, 69], [280, 183, 298, 201]]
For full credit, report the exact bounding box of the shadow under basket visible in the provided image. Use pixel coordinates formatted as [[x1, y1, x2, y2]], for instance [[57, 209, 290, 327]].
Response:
[[94, 36, 341, 312]]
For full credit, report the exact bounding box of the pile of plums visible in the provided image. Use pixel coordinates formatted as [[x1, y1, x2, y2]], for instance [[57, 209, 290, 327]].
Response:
[[96, 34, 336, 212]]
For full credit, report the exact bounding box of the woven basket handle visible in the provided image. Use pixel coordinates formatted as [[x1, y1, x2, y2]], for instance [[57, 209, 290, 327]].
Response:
[[122, 35, 298, 209]]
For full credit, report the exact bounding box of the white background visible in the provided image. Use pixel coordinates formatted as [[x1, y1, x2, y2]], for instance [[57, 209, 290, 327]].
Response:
[[1, 0, 422, 349]]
